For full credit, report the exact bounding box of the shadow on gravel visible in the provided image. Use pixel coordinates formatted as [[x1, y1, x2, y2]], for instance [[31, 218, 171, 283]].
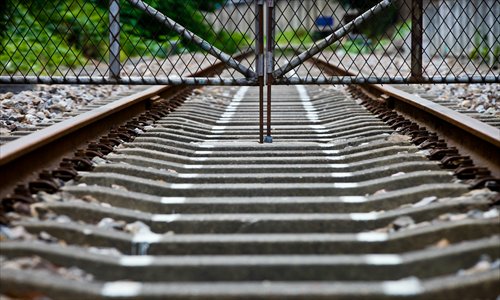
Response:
[[0, 84, 36, 94]]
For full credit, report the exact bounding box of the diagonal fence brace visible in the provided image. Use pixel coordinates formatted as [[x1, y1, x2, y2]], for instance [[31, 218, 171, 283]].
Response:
[[127, 0, 256, 79], [273, 0, 393, 79]]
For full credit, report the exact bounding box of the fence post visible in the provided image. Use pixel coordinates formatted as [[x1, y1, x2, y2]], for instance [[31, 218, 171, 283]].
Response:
[[257, 0, 264, 143], [265, 0, 274, 143], [411, 0, 423, 80], [109, 0, 121, 80]]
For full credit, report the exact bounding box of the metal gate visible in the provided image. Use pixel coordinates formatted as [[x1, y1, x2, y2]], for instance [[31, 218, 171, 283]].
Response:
[[1, 0, 499, 142], [2, 0, 498, 85]]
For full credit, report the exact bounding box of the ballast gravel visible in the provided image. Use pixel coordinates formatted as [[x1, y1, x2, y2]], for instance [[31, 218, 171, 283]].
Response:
[[1, 54, 498, 137], [0, 85, 129, 134], [424, 83, 499, 116]]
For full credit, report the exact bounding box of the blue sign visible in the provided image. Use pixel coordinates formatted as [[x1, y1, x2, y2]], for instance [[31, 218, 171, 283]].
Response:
[[316, 16, 334, 27]]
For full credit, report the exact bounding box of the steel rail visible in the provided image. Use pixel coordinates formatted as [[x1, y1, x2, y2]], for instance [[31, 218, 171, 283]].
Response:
[[0, 51, 252, 198], [0, 87, 162, 166], [311, 57, 500, 177], [1, 80, 498, 299]]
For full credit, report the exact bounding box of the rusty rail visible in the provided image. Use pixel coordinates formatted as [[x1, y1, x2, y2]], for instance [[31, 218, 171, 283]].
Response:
[[0, 51, 252, 199], [311, 57, 500, 178]]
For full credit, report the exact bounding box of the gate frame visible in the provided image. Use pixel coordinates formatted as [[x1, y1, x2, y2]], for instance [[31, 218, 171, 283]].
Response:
[[1, 0, 499, 144], [258, 0, 396, 143], [0, 0, 258, 86], [1, 0, 498, 86]]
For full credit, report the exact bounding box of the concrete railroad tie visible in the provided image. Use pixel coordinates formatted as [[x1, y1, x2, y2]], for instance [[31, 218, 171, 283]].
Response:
[[1, 85, 499, 299]]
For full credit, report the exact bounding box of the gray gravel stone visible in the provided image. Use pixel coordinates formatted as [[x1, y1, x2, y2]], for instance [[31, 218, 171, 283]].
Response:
[[1, 84, 130, 134], [424, 83, 499, 117], [392, 216, 415, 230]]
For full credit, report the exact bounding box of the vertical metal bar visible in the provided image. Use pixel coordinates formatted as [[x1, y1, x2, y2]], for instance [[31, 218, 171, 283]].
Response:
[[264, 0, 274, 143], [257, 0, 265, 143], [411, 0, 423, 80], [109, 0, 121, 80]]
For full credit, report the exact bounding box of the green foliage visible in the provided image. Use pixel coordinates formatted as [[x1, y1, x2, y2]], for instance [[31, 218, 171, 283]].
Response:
[[342, 39, 371, 54], [0, 0, 10, 54], [1, 0, 246, 74], [0, 1, 87, 74], [393, 21, 411, 40], [211, 31, 245, 55], [337, 0, 398, 38], [91, 0, 234, 53], [277, 29, 313, 48], [469, 31, 499, 64]]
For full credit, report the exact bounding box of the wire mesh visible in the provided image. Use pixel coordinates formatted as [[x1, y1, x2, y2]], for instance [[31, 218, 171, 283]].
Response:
[[0, 0, 498, 85], [0, 0, 257, 85], [273, 0, 499, 84]]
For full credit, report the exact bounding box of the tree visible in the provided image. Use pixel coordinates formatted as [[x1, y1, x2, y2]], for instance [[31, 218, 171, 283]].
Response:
[[337, 0, 398, 37], [0, 0, 9, 53], [92, 0, 224, 39]]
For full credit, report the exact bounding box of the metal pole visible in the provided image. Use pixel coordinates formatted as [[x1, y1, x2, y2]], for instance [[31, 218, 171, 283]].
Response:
[[257, 0, 265, 143], [264, 0, 274, 143], [109, 0, 121, 80], [411, 0, 423, 80]]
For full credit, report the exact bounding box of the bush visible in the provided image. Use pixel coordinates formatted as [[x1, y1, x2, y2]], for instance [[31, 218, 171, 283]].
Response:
[[92, 0, 242, 54], [28, 0, 109, 59], [0, 0, 10, 54], [0, 2, 85, 75], [1, 0, 249, 74]]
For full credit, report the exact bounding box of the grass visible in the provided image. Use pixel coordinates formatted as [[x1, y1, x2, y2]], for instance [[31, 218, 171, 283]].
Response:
[[276, 29, 314, 48]]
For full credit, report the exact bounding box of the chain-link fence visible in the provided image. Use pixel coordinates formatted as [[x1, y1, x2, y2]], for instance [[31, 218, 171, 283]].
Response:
[[272, 0, 499, 84], [0, 0, 498, 85], [0, 0, 257, 85]]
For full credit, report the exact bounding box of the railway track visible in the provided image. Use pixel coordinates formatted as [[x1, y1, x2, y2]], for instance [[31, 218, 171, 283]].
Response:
[[0, 62, 499, 299], [393, 85, 500, 130], [0, 86, 148, 146]]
